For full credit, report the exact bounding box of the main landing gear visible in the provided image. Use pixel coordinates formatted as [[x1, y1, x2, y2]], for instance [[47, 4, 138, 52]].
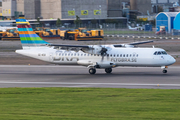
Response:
[[89, 68, 96, 74], [105, 68, 112, 73], [88, 68, 112, 74]]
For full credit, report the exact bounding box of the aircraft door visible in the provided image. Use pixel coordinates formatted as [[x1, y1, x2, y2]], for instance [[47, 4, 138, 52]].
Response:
[[49, 52, 53, 62]]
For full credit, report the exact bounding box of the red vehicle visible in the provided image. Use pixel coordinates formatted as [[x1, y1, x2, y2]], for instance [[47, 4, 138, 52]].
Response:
[[156, 28, 166, 35]]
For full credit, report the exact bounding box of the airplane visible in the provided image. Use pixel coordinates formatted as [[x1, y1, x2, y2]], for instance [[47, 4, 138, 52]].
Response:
[[15, 18, 176, 74], [127, 24, 143, 31]]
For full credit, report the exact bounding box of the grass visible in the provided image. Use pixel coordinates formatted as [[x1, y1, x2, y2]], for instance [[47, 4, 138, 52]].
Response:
[[0, 88, 180, 120]]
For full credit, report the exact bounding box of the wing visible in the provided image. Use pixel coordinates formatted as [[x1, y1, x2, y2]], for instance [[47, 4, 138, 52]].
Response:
[[113, 40, 153, 47], [49, 44, 89, 48], [48, 44, 90, 51], [48, 40, 153, 54]]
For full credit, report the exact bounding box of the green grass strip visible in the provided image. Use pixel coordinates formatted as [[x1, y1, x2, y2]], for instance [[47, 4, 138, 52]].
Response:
[[0, 88, 180, 120]]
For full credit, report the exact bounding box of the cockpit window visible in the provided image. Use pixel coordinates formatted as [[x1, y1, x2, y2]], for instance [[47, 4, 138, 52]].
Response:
[[154, 51, 167, 55], [161, 51, 167, 55], [157, 52, 161, 55], [154, 52, 157, 55]]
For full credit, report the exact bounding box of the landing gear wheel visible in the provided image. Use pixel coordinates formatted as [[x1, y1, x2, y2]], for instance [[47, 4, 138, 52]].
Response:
[[89, 68, 96, 74], [163, 70, 167, 73], [105, 68, 112, 73]]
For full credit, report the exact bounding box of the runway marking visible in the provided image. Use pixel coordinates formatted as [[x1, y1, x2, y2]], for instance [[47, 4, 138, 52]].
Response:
[[0, 81, 180, 87]]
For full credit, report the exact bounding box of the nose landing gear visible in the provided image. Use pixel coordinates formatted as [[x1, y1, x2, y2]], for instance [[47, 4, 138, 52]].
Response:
[[163, 69, 167, 73], [161, 66, 168, 74]]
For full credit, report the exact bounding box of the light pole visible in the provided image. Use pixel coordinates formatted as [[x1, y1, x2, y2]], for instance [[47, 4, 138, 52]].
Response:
[[99, 5, 101, 28], [73, 8, 75, 28]]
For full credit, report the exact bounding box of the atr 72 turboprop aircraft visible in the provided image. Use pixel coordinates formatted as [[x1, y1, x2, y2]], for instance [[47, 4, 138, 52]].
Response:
[[15, 19, 176, 74]]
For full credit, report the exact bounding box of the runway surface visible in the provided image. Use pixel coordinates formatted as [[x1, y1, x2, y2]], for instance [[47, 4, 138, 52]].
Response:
[[0, 65, 180, 89]]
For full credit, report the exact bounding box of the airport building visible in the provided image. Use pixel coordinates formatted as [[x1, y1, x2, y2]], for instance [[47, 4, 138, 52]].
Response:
[[1, 0, 16, 19], [0, 0, 153, 27], [0, 0, 152, 19], [156, 12, 178, 33]]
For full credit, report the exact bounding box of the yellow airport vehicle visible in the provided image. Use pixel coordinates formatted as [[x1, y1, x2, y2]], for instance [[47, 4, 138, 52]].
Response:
[[0, 28, 20, 40], [60, 28, 104, 41], [34, 27, 60, 39]]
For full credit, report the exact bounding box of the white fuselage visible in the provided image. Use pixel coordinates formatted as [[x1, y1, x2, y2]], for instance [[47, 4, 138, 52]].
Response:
[[16, 45, 176, 68]]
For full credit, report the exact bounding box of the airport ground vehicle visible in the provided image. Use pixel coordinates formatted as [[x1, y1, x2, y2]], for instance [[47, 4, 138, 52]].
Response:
[[0, 28, 20, 40], [156, 28, 166, 35], [60, 28, 104, 40], [34, 27, 60, 39]]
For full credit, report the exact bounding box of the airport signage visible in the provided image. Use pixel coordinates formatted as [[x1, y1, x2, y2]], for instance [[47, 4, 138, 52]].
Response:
[[68, 10, 75, 16], [81, 10, 88, 15], [94, 10, 101, 15]]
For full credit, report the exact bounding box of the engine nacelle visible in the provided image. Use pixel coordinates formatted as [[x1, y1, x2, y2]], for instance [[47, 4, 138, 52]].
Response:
[[82, 45, 102, 55]]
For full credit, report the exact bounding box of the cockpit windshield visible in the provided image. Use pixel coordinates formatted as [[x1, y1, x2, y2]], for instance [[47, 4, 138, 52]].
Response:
[[154, 51, 167, 55]]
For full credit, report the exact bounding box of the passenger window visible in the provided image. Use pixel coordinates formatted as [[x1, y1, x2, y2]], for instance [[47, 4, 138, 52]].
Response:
[[136, 54, 138, 57], [120, 54, 122, 57], [117, 54, 119, 57], [94, 54, 96, 56], [114, 54, 116, 57], [110, 54, 112, 57], [62, 53, 64, 56], [84, 54, 86, 56], [130, 54, 132, 57], [107, 54, 109, 57], [123, 54, 125, 57], [127, 54, 128, 57], [74, 53, 76, 56]]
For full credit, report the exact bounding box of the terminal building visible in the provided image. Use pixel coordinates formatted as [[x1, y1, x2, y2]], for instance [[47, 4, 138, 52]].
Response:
[[0, 0, 151, 19]]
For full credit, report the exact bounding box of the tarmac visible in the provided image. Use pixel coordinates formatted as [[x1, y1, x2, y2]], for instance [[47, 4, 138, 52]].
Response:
[[0, 65, 180, 89]]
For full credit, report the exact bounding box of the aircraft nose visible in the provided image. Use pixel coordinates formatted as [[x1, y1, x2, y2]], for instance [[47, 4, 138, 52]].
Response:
[[169, 56, 176, 65]]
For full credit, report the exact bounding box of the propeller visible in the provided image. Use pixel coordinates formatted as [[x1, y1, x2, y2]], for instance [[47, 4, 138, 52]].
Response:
[[99, 46, 108, 61]]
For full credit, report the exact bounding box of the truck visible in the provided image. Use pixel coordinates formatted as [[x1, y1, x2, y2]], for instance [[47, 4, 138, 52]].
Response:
[[34, 27, 61, 39], [0, 28, 20, 40], [60, 28, 104, 40]]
